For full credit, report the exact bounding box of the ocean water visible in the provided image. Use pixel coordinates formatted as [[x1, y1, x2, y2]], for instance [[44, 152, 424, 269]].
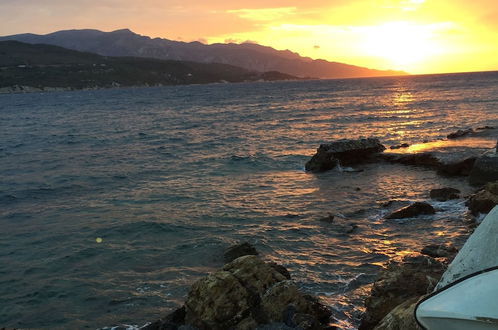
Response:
[[1, 71, 498, 329]]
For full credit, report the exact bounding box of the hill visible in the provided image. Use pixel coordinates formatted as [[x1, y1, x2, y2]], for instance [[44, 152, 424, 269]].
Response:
[[0, 41, 298, 92], [0, 29, 407, 79]]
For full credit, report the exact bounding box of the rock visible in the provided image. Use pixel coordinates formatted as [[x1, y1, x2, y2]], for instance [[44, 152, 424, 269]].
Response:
[[436, 206, 498, 289], [469, 154, 498, 185], [421, 244, 458, 259], [447, 128, 473, 139], [372, 296, 421, 330], [268, 262, 292, 280], [142, 306, 187, 330], [305, 138, 386, 172], [181, 255, 331, 330], [429, 187, 460, 201], [224, 242, 259, 263], [437, 157, 476, 176], [380, 153, 441, 168], [389, 143, 410, 150], [385, 202, 435, 219], [359, 254, 446, 330], [466, 181, 498, 215]]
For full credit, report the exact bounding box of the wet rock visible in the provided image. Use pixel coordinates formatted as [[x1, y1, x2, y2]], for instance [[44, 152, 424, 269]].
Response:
[[447, 128, 473, 139], [359, 254, 446, 330], [380, 153, 441, 168], [389, 143, 410, 150], [429, 187, 460, 201], [305, 138, 386, 172], [372, 296, 421, 330], [466, 181, 498, 215], [437, 157, 476, 176], [181, 255, 331, 330], [385, 202, 435, 219], [143, 306, 187, 330], [224, 242, 259, 263], [469, 154, 498, 186], [421, 244, 458, 260]]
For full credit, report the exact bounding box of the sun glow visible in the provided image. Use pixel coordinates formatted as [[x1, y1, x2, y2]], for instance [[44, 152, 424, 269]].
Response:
[[359, 21, 446, 71]]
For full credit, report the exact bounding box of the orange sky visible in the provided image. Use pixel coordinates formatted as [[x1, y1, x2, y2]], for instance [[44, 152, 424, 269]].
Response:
[[1, 0, 497, 74]]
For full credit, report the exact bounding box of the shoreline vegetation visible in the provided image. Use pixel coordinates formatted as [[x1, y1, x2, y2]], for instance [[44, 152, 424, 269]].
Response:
[[0, 40, 303, 94], [141, 126, 498, 330]]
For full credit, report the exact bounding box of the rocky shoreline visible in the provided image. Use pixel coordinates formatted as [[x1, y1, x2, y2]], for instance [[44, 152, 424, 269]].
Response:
[[139, 126, 497, 330]]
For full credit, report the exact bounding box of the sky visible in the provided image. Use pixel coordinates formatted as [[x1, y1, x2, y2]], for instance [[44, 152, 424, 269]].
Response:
[[1, 0, 497, 74]]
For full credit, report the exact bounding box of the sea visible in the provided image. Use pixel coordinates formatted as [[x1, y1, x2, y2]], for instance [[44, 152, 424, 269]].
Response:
[[1, 71, 498, 329]]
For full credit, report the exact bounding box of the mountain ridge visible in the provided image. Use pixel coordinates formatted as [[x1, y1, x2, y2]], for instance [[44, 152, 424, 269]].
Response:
[[0, 29, 407, 79]]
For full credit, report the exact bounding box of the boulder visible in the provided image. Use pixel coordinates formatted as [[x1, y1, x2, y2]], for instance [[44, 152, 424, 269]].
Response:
[[224, 242, 259, 263], [180, 255, 331, 330], [447, 128, 473, 139], [466, 181, 498, 215], [429, 188, 460, 201], [421, 244, 458, 259], [359, 255, 446, 330], [385, 202, 435, 219], [305, 138, 385, 172], [372, 296, 421, 330], [469, 154, 498, 185]]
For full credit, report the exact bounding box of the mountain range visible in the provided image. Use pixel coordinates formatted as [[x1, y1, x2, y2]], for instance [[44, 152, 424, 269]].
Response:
[[0, 28, 406, 79]]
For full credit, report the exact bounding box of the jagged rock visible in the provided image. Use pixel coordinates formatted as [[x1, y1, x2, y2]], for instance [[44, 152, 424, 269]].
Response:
[[372, 296, 421, 330], [429, 188, 460, 201], [447, 128, 474, 139], [359, 255, 446, 330], [179, 255, 331, 330], [389, 143, 410, 150], [469, 154, 498, 185], [305, 138, 385, 172], [224, 242, 259, 263], [385, 202, 435, 219], [268, 262, 292, 280], [421, 244, 458, 259], [437, 157, 476, 176], [466, 181, 498, 215]]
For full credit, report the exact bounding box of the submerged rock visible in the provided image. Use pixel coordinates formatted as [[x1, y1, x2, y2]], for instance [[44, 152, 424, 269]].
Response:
[[389, 143, 410, 150], [359, 254, 446, 330], [447, 128, 474, 139], [380, 153, 441, 168], [224, 242, 259, 263], [385, 202, 435, 219], [305, 138, 385, 172], [469, 154, 498, 186], [429, 187, 460, 201], [466, 181, 498, 215], [148, 255, 332, 330], [421, 244, 458, 259]]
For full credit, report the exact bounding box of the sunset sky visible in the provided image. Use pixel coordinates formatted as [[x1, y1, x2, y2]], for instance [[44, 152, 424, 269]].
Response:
[[1, 0, 497, 74]]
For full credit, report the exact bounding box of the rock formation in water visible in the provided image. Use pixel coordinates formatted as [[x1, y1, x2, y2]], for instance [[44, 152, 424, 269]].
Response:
[[144, 255, 333, 330], [305, 138, 386, 172], [385, 202, 435, 219]]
